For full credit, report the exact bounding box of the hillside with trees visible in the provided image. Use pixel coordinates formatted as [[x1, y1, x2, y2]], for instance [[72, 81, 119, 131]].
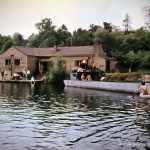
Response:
[[0, 6, 150, 72]]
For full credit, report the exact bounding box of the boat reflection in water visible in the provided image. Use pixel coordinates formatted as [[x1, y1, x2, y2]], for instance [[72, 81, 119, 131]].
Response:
[[0, 83, 150, 150]]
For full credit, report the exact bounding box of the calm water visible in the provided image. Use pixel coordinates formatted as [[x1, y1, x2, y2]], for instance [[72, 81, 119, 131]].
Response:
[[0, 82, 150, 150]]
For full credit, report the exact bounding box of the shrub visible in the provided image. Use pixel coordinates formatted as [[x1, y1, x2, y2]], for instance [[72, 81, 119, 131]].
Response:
[[46, 57, 69, 85]]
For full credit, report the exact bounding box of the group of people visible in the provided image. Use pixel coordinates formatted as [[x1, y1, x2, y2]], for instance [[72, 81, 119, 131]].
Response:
[[80, 57, 98, 71], [72, 57, 106, 81], [22, 68, 31, 80], [0, 68, 32, 80], [72, 57, 98, 73]]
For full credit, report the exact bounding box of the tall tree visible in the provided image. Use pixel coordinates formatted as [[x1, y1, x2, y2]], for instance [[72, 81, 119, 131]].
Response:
[[142, 3, 150, 30], [0, 34, 12, 51], [2, 40, 13, 53], [57, 24, 71, 46], [26, 33, 39, 47], [72, 28, 92, 46], [103, 22, 112, 32], [35, 18, 56, 32], [122, 14, 132, 34], [12, 32, 24, 46], [93, 27, 116, 56], [89, 24, 100, 32]]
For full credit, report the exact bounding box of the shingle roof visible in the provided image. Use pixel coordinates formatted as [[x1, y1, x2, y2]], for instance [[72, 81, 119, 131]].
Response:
[[13, 46, 94, 57]]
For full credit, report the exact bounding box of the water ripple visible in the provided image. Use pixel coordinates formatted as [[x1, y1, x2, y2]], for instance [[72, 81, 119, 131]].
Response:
[[0, 83, 150, 150]]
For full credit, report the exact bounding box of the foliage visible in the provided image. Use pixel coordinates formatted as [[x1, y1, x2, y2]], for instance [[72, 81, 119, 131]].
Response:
[[35, 18, 56, 32], [142, 4, 150, 30], [113, 51, 150, 72], [138, 51, 150, 69], [26, 33, 39, 47], [103, 22, 112, 32], [12, 32, 24, 46], [46, 57, 69, 85], [106, 72, 150, 82], [122, 14, 132, 34], [1, 40, 13, 53], [72, 28, 93, 46], [0, 34, 12, 52], [0, 18, 150, 71]]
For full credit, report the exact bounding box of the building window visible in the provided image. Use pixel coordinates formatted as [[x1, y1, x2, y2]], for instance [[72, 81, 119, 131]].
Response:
[[75, 60, 82, 67], [15, 59, 20, 66], [5, 59, 11, 65]]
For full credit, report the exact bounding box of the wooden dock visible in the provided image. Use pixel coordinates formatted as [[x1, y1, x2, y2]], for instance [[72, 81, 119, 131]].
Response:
[[0, 79, 43, 83]]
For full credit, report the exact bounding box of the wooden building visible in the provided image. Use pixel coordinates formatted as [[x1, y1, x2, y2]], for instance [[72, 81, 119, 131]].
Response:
[[0, 45, 116, 78]]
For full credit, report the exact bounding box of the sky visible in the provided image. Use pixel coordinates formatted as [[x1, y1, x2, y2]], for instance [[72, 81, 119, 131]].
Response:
[[0, 0, 149, 39]]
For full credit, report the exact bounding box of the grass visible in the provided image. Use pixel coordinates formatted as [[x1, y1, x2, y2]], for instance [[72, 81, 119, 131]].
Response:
[[105, 71, 150, 82]]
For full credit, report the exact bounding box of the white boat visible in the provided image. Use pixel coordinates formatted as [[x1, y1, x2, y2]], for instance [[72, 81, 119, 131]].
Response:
[[64, 73, 150, 94], [64, 80, 150, 93], [139, 92, 150, 99]]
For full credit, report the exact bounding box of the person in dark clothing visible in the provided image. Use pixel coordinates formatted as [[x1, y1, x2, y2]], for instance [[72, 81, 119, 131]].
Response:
[[1, 70, 4, 80]]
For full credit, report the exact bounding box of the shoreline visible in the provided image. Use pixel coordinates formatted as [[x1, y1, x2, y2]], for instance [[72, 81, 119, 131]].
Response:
[[0, 79, 43, 83]]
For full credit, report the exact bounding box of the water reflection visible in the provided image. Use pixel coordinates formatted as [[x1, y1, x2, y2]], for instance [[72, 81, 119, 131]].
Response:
[[0, 83, 150, 150]]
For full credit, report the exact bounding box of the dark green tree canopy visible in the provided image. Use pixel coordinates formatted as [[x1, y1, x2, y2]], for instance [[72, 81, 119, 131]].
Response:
[[0, 17, 150, 71]]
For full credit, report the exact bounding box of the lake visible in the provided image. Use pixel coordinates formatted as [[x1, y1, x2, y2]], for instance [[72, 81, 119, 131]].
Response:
[[0, 82, 150, 150]]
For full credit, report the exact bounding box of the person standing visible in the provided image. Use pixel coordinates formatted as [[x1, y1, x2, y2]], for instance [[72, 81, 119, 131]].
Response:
[[31, 76, 35, 84], [1, 70, 4, 80], [23, 68, 27, 80], [4, 70, 8, 80], [39, 64, 44, 75], [85, 57, 90, 70], [27, 69, 31, 80]]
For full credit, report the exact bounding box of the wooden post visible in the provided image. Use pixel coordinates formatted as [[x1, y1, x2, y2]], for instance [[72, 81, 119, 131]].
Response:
[[10, 55, 14, 77]]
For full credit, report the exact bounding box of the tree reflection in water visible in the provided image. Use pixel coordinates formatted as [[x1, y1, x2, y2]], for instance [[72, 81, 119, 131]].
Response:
[[0, 82, 150, 150]]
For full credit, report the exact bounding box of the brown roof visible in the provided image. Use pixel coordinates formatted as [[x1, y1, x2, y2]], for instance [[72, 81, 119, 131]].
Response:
[[13, 46, 94, 57]]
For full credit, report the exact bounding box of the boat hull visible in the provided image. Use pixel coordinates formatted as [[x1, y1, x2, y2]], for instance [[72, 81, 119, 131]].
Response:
[[64, 80, 150, 93]]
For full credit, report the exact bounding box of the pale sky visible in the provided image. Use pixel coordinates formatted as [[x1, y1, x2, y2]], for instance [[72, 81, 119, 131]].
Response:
[[0, 0, 149, 39]]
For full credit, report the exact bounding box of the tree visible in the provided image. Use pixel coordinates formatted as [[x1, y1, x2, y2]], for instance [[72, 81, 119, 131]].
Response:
[[93, 27, 104, 44], [122, 14, 132, 34], [89, 24, 100, 32], [1, 40, 13, 53], [121, 33, 141, 53], [38, 30, 57, 47], [142, 3, 150, 30], [93, 27, 116, 56], [125, 51, 141, 71], [57, 24, 71, 46], [0, 34, 12, 52], [26, 33, 39, 47], [140, 51, 150, 69], [35, 18, 56, 32], [134, 28, 150, 51], [103, 22, 112, 32], [12, 32, 24, 46], [72, 28, 92, 46]]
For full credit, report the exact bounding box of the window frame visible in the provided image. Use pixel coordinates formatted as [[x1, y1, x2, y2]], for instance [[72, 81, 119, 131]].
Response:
[[75, 60, 82, 67], [5, 59, 11, 66], [14, 59, 20, 66]]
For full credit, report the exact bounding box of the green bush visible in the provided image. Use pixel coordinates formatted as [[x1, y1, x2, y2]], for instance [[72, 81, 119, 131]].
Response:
[[46, 57, 69, 85], [106, 72, 142, 82]]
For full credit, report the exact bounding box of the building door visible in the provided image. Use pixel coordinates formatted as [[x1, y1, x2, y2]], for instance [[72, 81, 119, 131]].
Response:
[[42, 62, 48, 72], [37, 61, 52, 74], [106, 60, 110, 72], [38, 62, 48, 73]]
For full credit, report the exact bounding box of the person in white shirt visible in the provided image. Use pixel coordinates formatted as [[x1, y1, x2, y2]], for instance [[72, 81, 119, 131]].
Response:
[[27, 69, 31, 80]]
